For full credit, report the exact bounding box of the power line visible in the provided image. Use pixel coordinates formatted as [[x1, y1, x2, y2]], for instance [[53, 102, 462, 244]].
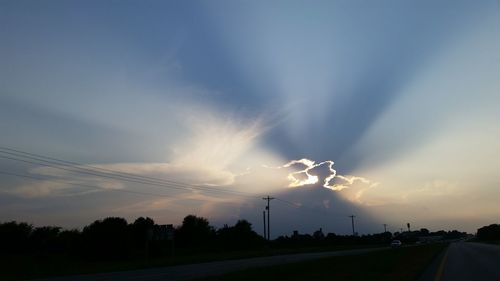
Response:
[[0, 146, 353, 222], [1, 166, 334, 233], [2, 170, 366, 239], [0, 147, 258, 197], [274, 197, 302, 208], [0, 147, 340, 213], [0, 170, 183, 199], [0, 167, 358, 238], [274, 198, 349, 219], [0, 151, 332, 214], [0, 154, 241, 198], [0, 149, 259, 199]]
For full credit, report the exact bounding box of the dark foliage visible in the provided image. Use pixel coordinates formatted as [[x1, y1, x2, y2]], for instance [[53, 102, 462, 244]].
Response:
[[477, 224, 500, 241], [81, 217, 131, 259], [0, 221, 33, 253], [392, 228, 467, 244], [58, 229, 81, 256], [0, 215, 470, 263], [274, 231, 393, 249], [176, 215, 215, 250], [217, 220, 265, 250], [29, 226, 61, 253], [129, 217, 155, 257]]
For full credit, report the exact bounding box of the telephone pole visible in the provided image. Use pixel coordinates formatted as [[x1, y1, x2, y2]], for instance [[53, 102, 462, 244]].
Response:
[[349, 215, 356, 236], [383, 224, 387, 233], [263, 196, 275, 240], [262, 210, 266, 239]]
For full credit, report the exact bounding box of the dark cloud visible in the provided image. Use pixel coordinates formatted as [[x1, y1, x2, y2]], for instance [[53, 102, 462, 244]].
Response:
[[237, 184, 381, 237]]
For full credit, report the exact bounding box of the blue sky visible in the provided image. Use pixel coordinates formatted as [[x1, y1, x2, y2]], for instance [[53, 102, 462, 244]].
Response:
[[1, 0, 500, 236]]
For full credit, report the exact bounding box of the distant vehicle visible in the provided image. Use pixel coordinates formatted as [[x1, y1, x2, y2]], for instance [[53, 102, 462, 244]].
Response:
[[391, 240, 402, 248]]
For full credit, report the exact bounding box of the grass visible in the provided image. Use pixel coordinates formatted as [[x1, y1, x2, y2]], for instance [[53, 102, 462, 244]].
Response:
[[469, 239, 500, 245], [0, 244, 380, 281], [195, 244, 448, 281]]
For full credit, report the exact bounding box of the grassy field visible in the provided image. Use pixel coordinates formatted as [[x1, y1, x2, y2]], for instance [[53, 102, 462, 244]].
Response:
[[195, 244, 447, 281], [0, 244, 381, 281], [471, 239, 500, 245]]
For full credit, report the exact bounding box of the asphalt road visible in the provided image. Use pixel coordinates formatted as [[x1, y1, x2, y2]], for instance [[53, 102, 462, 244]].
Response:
[[34, 247, 384, 281], [421, 242, 500, 281]]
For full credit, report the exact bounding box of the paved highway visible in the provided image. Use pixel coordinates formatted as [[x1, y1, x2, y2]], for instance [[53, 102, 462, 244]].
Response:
[[34, 247, 383, 281], [421, 242, 500, 281]]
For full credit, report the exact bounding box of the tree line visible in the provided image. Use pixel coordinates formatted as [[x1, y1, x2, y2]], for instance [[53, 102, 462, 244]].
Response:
[[0, 215, 475, 261], [0, 215, 264, 260]]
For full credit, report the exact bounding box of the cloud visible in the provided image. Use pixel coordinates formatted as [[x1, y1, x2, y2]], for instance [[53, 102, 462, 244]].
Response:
[[269, 158, 377, 194], [171, 108, 266, 173], [7, 107, 288, 203], [13, 181, 71, 198], [109, 189, 243, 223]]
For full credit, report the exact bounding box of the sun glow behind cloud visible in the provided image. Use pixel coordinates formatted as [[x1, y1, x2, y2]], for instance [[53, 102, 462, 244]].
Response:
[[267, 158, 377, 195], [6, 106, 289, 200], [1, 0, 499, 234]]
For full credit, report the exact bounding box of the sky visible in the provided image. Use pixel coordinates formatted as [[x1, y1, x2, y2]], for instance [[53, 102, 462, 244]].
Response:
[[1, 0, 500, 236]]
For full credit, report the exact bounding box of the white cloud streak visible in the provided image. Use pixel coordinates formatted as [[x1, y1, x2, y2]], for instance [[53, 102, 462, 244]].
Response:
[[270, 158, 378, 193]]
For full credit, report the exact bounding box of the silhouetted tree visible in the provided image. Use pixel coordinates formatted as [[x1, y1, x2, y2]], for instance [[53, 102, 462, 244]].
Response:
[[81, 217, 130, 259], [130, 217, 155, 257], [435, 230, 447, 236], [176, 215, 215, 249], [420, 228, 430, 235], [443, 230, 467, 240], [29, 226, 61, 253], [58, 229, 81, 256], [217, 220, 264, 250], [4, 215, 464, 261], [0, 221, 33, 253], [477, 224, 500, 241]]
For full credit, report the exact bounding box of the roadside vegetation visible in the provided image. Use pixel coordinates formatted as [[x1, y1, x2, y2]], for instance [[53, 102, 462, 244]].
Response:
[[474, 224, 500, 244], [0, 215, 464, 280], [196, 243, 448, 281]]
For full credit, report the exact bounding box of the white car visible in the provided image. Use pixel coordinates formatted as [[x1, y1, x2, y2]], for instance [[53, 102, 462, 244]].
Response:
[[391, 240, 402, 248]]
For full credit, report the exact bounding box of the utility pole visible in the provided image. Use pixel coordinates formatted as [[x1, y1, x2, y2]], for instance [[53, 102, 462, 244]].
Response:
[[383, 224, 387, 233], [349, 215, 356, 236], [263, 196, 274, 240], [262, 210, 266, 239]]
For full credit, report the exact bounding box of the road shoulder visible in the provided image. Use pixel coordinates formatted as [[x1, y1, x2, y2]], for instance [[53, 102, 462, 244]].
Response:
[[417, 244, 449, 281]]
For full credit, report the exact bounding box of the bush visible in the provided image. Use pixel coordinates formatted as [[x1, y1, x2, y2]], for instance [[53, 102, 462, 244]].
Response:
[[477, 224, 500, 241]]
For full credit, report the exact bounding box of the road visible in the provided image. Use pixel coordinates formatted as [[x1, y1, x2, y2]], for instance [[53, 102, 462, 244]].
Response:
[[420, 242, 500, 281], [34, 247, 384, 281]]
